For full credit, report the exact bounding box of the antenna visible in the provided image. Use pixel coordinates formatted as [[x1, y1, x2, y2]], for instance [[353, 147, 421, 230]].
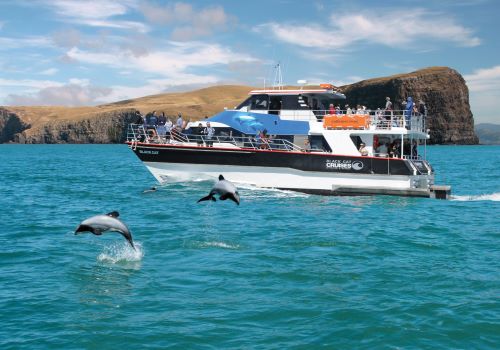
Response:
[[272, 62, 283, 90]]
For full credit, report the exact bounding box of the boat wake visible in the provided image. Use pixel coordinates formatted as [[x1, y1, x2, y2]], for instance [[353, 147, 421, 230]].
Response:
[[236, 184, 310, 199], [198, 241, 240, 250], [451, 192, 500, 202], [97, 241, 144, 264]]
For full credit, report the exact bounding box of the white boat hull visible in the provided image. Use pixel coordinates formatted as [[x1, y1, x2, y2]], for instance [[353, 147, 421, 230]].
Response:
[[143, 161, 433, 197]]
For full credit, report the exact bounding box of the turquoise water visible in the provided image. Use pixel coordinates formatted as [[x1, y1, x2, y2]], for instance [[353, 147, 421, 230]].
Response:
[[0, 144, 499, 349]]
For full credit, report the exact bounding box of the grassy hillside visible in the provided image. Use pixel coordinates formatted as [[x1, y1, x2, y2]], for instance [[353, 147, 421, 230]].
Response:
[[5, 85, 254, 129]]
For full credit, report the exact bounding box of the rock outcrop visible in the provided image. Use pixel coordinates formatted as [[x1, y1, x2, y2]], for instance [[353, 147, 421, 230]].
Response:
[[341, 67, 478, 144], [14, 109, 138, 144], [0, 108, 31, 143]]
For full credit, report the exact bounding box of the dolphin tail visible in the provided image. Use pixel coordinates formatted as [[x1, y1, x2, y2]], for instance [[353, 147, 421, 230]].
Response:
[[118, 231, 136, 251], [197, 194, 216, 203]]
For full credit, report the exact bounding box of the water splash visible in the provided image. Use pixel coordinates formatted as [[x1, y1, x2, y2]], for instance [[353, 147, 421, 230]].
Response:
[[451, 192, 500, 202], [97, 241, 144, 264]]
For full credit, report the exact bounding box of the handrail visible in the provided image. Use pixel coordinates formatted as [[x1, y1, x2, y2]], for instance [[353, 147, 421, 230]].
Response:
[[261, 108, 427, 132], [126, 124, 309, 153]]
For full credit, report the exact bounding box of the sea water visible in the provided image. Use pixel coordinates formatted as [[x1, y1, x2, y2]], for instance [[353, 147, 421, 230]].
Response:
[[0, 144, 498, 349]]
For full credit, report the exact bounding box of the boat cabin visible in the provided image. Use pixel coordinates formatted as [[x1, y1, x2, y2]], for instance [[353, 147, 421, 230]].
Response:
[[236, 88, 346, 121]]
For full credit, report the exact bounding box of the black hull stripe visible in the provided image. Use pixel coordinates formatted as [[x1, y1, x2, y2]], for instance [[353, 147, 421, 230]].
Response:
[[130, 143, 414, 175]]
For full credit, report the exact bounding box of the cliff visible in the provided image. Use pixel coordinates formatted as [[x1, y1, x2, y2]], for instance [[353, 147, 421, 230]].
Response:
[[0, 68, 478, 144], [341, 67, 478, 144], [15, 109, 138, 144], [0, 108, 31, 143]]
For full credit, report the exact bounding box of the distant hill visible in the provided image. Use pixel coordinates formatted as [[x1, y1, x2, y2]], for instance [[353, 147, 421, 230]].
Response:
[[475, 123, 500, 144]]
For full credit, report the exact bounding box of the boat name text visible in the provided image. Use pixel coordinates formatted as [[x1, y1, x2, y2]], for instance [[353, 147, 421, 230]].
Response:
[[326, 159, 364, 171], [139, 150, 159, 155]]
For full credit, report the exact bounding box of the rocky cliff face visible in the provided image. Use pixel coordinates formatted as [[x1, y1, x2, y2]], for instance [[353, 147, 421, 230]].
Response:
[[0, 108, 31, 143], [341, 67, 478, 144], [14, 109, 138, 144]]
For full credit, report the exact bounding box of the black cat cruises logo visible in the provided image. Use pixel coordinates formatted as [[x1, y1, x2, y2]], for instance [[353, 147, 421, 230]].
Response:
[[326, 159, 364, 171]]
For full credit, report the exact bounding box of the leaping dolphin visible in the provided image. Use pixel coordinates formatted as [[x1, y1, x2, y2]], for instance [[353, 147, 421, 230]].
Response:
[[75, 211, 135, 250], [197, 175, 240, 205]]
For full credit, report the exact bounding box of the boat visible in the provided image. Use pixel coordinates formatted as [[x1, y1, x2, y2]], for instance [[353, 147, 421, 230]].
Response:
[[126, 83, 451, 199]]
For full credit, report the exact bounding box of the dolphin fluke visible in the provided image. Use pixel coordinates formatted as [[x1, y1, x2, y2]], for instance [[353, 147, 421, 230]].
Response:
[[75, 212, 136, 250]]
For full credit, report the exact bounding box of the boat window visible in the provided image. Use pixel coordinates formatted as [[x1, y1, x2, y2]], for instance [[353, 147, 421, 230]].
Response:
[[297, 95, 310, 110], [310, 135, 332, 152], [269, 96, 282, 115], [350, 135, 363, 149], [236, 97, 252, 110], [250, 94, 269, 110], [281, 95, 299, 110]]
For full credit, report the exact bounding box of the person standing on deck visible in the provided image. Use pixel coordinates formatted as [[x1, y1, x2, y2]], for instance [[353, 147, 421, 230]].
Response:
[[202, 122, 215, 147], [176, 113, 184, 131], [404, 97, 414, 128]]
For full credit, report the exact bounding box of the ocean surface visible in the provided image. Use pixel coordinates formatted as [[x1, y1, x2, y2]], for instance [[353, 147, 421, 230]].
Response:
[[0, 144, 498, 349]]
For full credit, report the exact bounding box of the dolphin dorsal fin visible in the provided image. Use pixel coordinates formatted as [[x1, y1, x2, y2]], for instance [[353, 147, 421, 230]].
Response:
[[218, 174, 224, 180], [106, 211, 120, 218]]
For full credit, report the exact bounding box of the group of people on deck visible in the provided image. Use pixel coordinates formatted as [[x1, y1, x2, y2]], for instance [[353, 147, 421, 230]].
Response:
[[359, 138, 419, 158], [379, 96, 428, 126]]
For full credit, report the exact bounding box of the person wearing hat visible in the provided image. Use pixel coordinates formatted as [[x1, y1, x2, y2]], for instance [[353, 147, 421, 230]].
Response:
[[358, 142, 368, 156]]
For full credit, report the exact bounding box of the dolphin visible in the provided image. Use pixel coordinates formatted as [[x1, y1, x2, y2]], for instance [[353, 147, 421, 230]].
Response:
[[197, 175, 240, 205], [75, 211, 135, 250]]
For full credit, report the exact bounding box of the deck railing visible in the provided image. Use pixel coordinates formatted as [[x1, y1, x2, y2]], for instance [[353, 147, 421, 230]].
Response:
[[267, 109, 426, 132], [127, 124, 305, 152]]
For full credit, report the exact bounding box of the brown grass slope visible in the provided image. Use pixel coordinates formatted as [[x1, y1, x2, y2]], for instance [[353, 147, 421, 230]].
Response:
[[6, 85, 253, 130]]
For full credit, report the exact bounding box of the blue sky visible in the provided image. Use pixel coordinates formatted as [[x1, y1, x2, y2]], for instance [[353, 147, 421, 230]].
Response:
[[0, 0, 499, 123]]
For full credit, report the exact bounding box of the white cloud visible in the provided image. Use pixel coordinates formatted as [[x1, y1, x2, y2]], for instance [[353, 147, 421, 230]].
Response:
[[46, 0, 149, 32], [257, 8, 480, 50], [65, 42, 258, 78], [0, 78, 63, 89], [40, 68, 59, 75], [464, 65, 500, 93], [5, 83, 112, 106], [463, 66, 500, 124], [0, 36, 53, 50], [49, 0, 130, 19], [140, 2, 234, 40]]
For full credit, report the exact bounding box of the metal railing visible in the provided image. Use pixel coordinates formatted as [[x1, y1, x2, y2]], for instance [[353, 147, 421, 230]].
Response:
[[262, 109, 427, 132], [127, 124, 305, 152]]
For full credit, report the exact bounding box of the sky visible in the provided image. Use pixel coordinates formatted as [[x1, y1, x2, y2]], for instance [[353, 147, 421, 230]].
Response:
[[0, 0, 499, 124]]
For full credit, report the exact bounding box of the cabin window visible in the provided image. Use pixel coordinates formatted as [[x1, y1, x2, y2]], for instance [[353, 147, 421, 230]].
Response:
[[236, 95, 269, 110], [250, 94, 269, 110], [236, 97, 252, 110], [297, 95, 310, 110], [281, 95, 299, 110], [269, 96, 282, 115], [309, 135, 332, 152]]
